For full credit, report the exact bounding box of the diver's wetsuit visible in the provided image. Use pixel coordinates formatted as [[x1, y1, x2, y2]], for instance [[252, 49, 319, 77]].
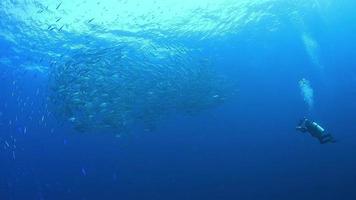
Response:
[[296, 118, 336, 144]]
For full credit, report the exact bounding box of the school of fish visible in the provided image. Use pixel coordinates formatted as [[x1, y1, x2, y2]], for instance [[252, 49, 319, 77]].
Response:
[[49, 41, 228, 133]]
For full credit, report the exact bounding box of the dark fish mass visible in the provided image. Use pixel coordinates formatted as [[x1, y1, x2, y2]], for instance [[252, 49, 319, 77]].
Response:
[[49, 44, 227, 132]]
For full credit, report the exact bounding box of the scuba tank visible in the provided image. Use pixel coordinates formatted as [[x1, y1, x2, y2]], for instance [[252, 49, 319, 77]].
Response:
[[311, 122, 325, 133]]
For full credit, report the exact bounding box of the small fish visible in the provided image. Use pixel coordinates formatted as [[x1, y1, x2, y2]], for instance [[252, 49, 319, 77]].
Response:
[[81, 168, 87, 176], [58, 25, 64, 31], [88, 18, 95, 23], [99, 102, 107, 108], [68, 117, 76, 122], [56, 2, 62, 10], [56, 17, 62, 22]]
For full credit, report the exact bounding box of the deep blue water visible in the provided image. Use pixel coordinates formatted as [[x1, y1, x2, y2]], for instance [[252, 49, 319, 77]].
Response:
[[1, 1, 356, 200]]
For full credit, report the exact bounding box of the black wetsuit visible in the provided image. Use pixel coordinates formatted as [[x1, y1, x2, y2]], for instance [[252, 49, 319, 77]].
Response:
[[296, 119, 336, 144]]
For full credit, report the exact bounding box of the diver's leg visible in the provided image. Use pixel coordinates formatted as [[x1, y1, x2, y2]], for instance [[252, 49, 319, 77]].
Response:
[[320, 139, 327, 144], [327, 137, 337, 143], [322, 134, 332, 139], [325, 133, 336, 141], [319, 138, 327, 144], [324, 138, 336, 143], [321, 136, 336, 144]]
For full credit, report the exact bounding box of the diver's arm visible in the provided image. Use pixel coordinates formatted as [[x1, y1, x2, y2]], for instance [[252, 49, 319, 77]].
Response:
[[297, 118, 306, 126], [296, 126, 307, 133]]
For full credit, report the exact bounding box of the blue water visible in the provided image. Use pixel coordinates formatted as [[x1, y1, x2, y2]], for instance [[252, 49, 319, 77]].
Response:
[[1, 0, 356, 199]]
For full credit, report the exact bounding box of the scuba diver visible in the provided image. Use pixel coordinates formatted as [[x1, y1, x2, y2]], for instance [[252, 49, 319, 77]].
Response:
[[296, 118, 336, 144]]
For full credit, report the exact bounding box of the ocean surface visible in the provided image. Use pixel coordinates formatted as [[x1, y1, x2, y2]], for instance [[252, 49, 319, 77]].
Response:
[[1, 0, 356, 199]]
